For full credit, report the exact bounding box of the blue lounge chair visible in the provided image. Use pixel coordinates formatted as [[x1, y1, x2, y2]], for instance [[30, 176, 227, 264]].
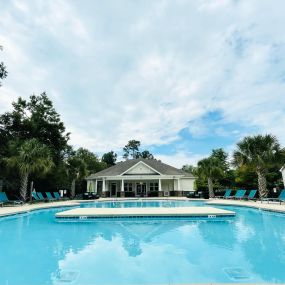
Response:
[[53, 192, 61, 200], [32, 192, 45, 202], [37, 192, 47, 201], [261, 189, 285, 204], [53, 192, 68, 200], [245, 190, 257, 200], [217, 189, 232, 199], [0, 192, 23, 206], [46, 192, 56, 201], [232, 189, 246, 200]]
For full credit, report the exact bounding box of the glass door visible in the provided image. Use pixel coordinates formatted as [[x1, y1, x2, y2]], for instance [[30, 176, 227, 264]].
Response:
[[136, 183, 147, 196], [111, 183, 117, 197]]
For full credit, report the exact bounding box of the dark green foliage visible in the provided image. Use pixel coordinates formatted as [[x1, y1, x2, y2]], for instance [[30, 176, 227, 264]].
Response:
[[197, 157, 224, 197], [138, 150, 154, 159], [0, 93, 70, 163], [76, 148, 107, 174], [0, 46, 8, 86], [123, 140, 141, 159], [66, 148, 108, 195], [233, 134, 284, 171], [123, 140, 154, 160], [102, 151, 117, 166], [211, 148, 229, 172], [233, 134, 285, 197], [5, 138, 54, 200], [0, 93, 72, 195]]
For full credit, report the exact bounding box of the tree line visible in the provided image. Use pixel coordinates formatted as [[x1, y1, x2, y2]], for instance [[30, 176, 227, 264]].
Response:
[[0, 93, 155, 200], [1, 45, 284, 200], [183, 137, 285, 198]]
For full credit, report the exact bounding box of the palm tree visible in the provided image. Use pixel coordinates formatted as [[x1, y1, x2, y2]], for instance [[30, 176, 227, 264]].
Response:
[[6, 139, 53, 201], [66, 155, 87, 198], [233, 134, 284, 198], [197, 157, 224, 198]]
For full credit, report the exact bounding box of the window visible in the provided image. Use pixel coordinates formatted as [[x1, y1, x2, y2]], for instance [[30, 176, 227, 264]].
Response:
[[149, 182, 159, 191], [124, 182, 133, 192]]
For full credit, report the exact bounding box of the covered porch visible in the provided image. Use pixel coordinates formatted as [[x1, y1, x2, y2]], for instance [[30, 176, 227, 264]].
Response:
[[87, 177, 185, 197]]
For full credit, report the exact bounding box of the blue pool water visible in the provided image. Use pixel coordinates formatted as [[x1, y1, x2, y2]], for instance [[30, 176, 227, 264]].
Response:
[[0, 200, 285, 284], [81, 200, 205, 208]]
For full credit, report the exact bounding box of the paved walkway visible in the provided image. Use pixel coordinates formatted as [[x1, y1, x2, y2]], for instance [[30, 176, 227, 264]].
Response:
[[0, 200, 80, 217], [1, 197, 285, 218], [207, 199, 285, 213]]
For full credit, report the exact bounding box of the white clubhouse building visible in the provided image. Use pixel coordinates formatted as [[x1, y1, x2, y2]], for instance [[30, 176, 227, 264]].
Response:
[[86, 158, 196, 197]]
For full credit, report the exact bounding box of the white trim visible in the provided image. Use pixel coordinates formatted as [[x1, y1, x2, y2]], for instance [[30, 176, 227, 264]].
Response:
[[89, 175, 191, 180], [86, 175, 195, 180], [120, 161, 162, 176]]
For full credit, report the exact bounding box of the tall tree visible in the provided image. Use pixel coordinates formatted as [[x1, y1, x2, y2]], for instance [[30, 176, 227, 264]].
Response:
[[76, 148, 107, 174], [0, 45, 8, 87], [197, 157, 224, 198], [137, 150, 154, 159], [211, 148, 229, 172], [6, 139, 53, 201], [182, 164, 197, 174], [102, 151, 117, 166], [66, 154, 87, 198], [0, 93, 70, 163], [233, 134, 284, 198], [123, 140, 141, 159]]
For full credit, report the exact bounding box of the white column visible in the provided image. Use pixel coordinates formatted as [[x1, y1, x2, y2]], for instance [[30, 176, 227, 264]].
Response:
[[121, 179, 124, 192], [94, 180, 97, 193], [158, 178, 162, 197], [177, 178, 181, 190], [102, 179, 106, 192]]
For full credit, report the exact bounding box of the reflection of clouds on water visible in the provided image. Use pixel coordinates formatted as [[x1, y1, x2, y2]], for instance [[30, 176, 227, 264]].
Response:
[[1, 207, 285, 284], [53, 234, 211, 285], [53, 219, 267, 285], [235, 218, 255, 242]]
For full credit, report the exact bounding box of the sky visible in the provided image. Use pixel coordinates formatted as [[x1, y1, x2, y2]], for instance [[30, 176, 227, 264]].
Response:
[[0, 0, 285, 167]]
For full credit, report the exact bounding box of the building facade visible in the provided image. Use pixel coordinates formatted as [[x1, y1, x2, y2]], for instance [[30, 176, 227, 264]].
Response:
[[86, 158, 196, 197]]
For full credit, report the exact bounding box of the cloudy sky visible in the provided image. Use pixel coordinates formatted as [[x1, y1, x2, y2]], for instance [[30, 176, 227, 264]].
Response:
[[0, 0, 285, 167]]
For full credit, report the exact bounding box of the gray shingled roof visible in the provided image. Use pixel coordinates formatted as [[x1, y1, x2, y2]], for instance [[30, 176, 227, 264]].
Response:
[[86, 158, 195, 179]]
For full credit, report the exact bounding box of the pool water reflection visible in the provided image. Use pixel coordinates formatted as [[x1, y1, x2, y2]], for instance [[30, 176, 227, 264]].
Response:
[[0, 202, 285, 284]]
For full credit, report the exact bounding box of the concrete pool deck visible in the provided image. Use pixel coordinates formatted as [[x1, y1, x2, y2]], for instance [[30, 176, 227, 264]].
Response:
[[207, 199, 285, 213], [55, 206, 235, 219], [0, 200, 80, 217], [0, 197, 285, 218]]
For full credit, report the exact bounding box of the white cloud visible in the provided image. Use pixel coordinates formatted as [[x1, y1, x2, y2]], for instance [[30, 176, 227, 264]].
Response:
[[0, 0, 285, 167], [156, 152, 206, 168]]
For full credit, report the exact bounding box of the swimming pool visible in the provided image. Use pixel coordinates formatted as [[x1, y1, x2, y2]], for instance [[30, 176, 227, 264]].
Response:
[[0, 200, 285, 284]]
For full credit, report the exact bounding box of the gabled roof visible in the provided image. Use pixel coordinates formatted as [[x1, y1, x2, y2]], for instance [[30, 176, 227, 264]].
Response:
[[86, 158, 195, 179]]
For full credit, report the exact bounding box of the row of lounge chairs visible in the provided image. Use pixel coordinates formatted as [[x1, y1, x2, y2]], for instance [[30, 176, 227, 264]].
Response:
[[32, 192, 67, 202], [0, 191, 67, 207], [218, 189, 285, 204], [218, 189, 257, 200]]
